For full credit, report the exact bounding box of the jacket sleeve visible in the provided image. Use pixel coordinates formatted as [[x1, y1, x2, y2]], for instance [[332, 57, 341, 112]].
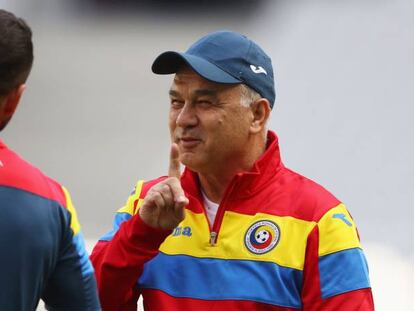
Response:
[[90, 180, 172, 311], [42, 187, 101, 311], [301, 203, 375, 310]]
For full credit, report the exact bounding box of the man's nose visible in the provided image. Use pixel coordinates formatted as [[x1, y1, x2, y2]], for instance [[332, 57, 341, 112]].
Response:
[[176, 102, 198, 127]]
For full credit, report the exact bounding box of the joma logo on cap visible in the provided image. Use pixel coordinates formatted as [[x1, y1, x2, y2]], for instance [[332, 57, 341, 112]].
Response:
[[250, 65, 267, 75]]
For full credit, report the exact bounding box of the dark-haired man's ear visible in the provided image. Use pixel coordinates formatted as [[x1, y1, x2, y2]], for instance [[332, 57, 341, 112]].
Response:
[[0, 84, 25, 117], [0, 84, 26, 129], [249, 98, 271, 134]]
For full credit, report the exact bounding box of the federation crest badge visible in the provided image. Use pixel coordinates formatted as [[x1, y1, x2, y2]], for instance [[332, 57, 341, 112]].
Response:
[[244, 220, 280, 254]]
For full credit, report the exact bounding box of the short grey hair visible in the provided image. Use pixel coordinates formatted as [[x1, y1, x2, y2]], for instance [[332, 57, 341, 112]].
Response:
[[240, 84, 261, 107]]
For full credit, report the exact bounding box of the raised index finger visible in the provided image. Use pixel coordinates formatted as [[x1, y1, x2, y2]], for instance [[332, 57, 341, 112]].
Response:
[[168, 143, 181, 179]]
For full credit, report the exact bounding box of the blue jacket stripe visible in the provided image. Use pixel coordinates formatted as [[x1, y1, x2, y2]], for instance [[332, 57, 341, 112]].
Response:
[[138, 252, 303, 309], [72, 231, 94, 277], [319, 247, 370, 299], [99, 212, 133, 241]]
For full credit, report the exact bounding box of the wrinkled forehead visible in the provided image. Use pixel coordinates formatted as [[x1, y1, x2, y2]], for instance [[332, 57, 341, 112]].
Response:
[[171, 66, 240, 95]]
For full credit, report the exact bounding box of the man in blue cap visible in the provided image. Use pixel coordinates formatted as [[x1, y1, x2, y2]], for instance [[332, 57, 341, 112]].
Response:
[[91, 31, 374, 310]]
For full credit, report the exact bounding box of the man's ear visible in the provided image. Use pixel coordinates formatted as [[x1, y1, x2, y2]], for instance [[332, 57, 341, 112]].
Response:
[[249, 98, 271, 134], [0, 84, 26, 118]]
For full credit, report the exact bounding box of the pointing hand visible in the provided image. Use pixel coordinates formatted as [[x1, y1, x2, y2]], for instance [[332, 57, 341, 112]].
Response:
[[139, 144, 188, 230]]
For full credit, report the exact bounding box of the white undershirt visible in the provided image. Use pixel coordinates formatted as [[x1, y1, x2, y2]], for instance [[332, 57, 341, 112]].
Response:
[[201, 189, 219, 227]]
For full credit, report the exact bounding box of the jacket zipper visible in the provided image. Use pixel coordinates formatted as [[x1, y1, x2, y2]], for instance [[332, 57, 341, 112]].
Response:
[[209, 231, 218, 246], [208, 176, 239, 246]]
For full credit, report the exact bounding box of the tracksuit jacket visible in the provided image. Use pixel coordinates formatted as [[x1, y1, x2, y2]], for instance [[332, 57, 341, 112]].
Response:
[[0, 140, 101, 310], [91, 131, 374, 310]]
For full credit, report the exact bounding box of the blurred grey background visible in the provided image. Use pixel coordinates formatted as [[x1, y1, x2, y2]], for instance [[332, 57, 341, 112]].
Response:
[[1, 0, 413, 269]]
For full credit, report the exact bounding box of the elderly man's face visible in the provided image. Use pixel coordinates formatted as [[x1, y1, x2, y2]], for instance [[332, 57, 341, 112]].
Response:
[[168, 68, 252, 174]]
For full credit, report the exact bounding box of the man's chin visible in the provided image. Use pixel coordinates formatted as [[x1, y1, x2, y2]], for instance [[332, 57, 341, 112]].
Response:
[[180, 154, 201, 172]]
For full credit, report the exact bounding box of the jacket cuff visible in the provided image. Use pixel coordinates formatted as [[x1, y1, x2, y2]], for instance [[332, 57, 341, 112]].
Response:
[[125, 214, 173, 250]]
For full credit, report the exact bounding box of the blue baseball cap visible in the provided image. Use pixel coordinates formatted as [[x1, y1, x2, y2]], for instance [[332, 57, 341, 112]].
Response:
[[151, 31, 276, 108]]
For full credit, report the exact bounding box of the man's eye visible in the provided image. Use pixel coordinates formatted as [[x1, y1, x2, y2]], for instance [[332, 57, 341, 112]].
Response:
[[197, 100, 212, 106], [170, 99, 184, 108]]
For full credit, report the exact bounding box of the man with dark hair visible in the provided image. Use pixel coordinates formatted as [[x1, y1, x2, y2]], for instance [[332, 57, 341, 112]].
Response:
[[0, 9, 101, 310], [92, 31, 374, 310]]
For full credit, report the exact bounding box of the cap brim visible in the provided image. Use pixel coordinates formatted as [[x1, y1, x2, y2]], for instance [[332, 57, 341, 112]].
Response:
[[151, 51, 241, 84]]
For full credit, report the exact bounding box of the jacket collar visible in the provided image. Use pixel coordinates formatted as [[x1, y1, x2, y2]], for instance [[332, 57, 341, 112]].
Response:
[[181, 130, 283, 200]]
